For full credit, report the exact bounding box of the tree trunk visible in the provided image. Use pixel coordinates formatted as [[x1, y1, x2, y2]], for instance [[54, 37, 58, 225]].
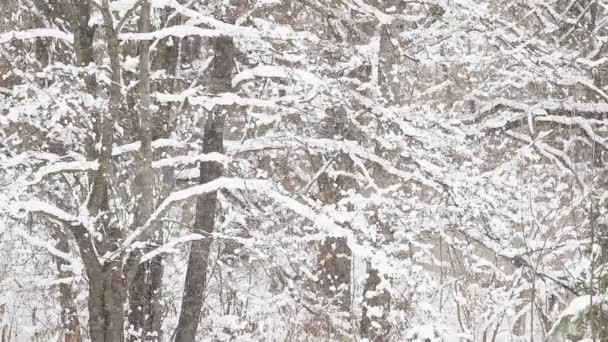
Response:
[[33, 8, 83, 342], [127, 8, 180, 342], [128, 264, 146, 341], [174, 36, 235, 342], [139, 7, 180, 342], [586, 6, 608, 339], [377, 24, 401, 104], [144, 256, 164, 341], [87, 266, 125, 342], [591, 223, 608, 340], [81, 1, 125, 341], [52, 226, 82, 342], [359, 24, 399, 340], [39, 2, 108, 341], [318, 236, 352, 312], [313, 156, 352, 314], [127, 1, 156, 341], [313, 155, 352, 336], [360, 263, 391, 342]]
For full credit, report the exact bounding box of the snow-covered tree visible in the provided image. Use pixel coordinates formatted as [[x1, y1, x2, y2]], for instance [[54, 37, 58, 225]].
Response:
[[1, 1, 608, 342]]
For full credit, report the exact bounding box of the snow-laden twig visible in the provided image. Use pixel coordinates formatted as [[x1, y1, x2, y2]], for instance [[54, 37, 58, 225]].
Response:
[[0, 29, 72, 44], [233, 65, 323, 88], [154, 91, 295, 110], [139, 233, 207, 263], [11, 200, 84, 226], [151, 152, 229, 168], [536, 115, 608, 149], [122, 177, 271, 249], [506, 130, 586, 189], [15, 228, 83, 276]]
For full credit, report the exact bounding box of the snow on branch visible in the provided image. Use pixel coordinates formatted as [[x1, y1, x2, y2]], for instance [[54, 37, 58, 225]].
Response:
[[480, 98, 544, 132], [115, 0, 319, 42], [505, 130, 586, 189], [536, 115, 608, 149], [178, 136, 429, 187], [480, 99, 543, 117], [265, 191, 355, 240], [151, 152, 229, 169], [139, 233, 207, 263], [23, 151, 228, 185], [349, 0, 394, 24], [121, 176, 375, 262], [576, 56, 608, 68], [139, 226, 264, 263], [4, 150, 76, 168], [0, 29, 72, 44], [154, 91, 291, 110], [480, 98, 608, 135], [113, 138, 188, 155], [7, 138, 185, 170], [26, 160, 99, 186], [164, 0, 319, 42], [540, 101, 608, 116], [559, 77, 608, 103], [119, 26, 227, 41], [547, 295, 597, 338], [290, 138, 426, 187], [11, 200, 84, 227], [15, 138, 196, 186], [225, 137, 295, 155], [15, 228, 83, 275], [122, 177, 272, 248], [233, 65, 323, 88]]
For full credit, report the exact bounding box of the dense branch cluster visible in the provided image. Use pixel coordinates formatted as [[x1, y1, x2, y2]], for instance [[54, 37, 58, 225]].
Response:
[[1, 0, 607, 341]]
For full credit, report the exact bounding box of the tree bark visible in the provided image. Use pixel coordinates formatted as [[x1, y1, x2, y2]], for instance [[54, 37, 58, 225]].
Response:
[[377, 24, 401, 104], [30, 7, 84, 342], [360, 263, 391, 342], [174, 36, 235, 342], [81, 1, 125, 341], [312, 157, 352, 314], [87, 266, 125, 342], [312, 154, 353, 337], [318, 236, 352, 312], [33, 1, 113, 341], [141, 10, 181, 341], [591, 222, 608, 340], [359, 23, 400, 340], [52, 226, 82, 342], [127, 1, 156, 341], [144, 255, 164, 341], [140, 8, 181, 342]]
